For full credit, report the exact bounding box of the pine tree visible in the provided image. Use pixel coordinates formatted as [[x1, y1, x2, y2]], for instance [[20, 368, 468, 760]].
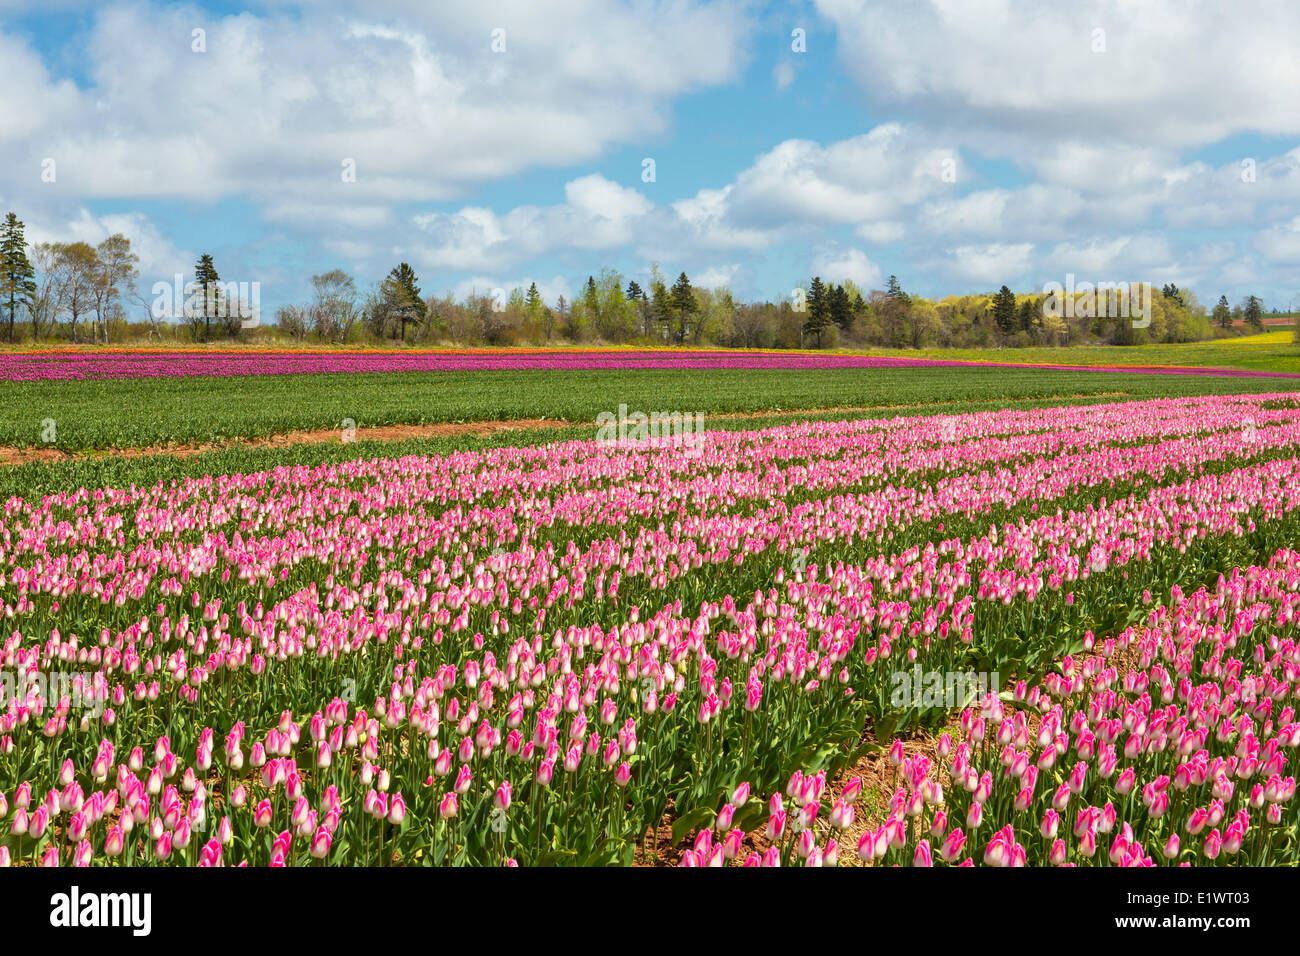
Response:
[[193, 254, 222, 341], [668, 272, 697, 344], [804, 276, 829, 346], [1017, 297, 1038, 333], [1213, 295, 1232, 330], [0, 213, 36, 343], [886, 275, 908, 304], [625, 280, 650, 337], [1243, 295, 1264, 331], [882, 275, 912, 347], [829, 283, 852, 331], [386, 263, 423, 341], [554, 294, 568, 339], [650, 280, 670, 340], [992, 285, 1018, 336]]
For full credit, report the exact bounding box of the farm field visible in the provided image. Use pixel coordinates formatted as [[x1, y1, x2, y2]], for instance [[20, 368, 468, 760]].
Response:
[[2, 349, 1299, 451], [3, 352, 1300, 867], [895, 334, 1300, 374]]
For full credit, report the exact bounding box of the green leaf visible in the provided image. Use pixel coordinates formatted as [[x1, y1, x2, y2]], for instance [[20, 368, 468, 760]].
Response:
[[670, 804, 718, 845]]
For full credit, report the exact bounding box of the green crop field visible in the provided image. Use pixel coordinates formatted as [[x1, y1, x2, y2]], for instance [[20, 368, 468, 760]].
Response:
[[2, 362, 1296, 452]]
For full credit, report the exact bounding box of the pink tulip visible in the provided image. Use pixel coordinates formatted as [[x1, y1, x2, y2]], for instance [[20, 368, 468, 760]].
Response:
[[439, 793, 459, 819]]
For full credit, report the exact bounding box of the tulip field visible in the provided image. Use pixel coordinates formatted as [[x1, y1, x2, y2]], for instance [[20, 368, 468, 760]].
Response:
[[1, 348, 1293, 451], [4, 377, 1300, 867], [6, 347, 1299, 381]]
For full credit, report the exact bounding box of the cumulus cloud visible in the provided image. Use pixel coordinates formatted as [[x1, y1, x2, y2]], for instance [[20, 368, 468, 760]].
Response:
[[5, 0, 1300, 306], [944, 243, 1036, 285], [815, 0, 1300, 149], [1, 0, 750, 206], [1255, 215, 1300, 264], [401, 125, 965, 273], [692, 264, 744, 289], [443, 274, 573, 305], [810, 247, 883, 290], [409, 175, 654, 271], [722, 125, 960, 229]]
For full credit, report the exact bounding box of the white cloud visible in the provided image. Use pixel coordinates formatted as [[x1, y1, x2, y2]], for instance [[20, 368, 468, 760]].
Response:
[[7, 2, 1300, 306], [669, 187, 772, 252], [723, 125, 959, 228], [810, 247, 883, 290], [944, 243, 1035, 284], [855, 221, 905, 244], [1217, 259, 1260, 287], [402, 126, 967, 272], [563, 176, 654, 235], [0, 0, 750, 207], [444, 274, 573, 305], [1255, 215, 1300, 264], [919, 184, 1089, 240], [1040, 235, 1174, 279], [692, 264, 743, 289], [816, 0, 1300, 149], [409, 175, 654, 271]]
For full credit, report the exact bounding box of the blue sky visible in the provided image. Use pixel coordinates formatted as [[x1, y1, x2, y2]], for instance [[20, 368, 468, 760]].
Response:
[[2, 0, 1299, 319]]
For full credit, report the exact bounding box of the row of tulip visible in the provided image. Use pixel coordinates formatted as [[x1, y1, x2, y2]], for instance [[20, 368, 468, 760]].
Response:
[[681, 551, 1300, 865], [5, 350, 1296, 382], [2, 394, 1299, 864]]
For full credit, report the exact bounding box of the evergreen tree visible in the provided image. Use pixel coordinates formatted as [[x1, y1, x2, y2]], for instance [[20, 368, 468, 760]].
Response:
[[882, 274, 912, 347], [992, 285, 1018, 336], [0, 213, 36, 343], [554, 294, 568, 339], [886, 275, 908, 304], [829, 283, 852, 331], [385, 263, 423, 341], [1017, 297, 1038, 333], [650, 279, 670, 340], [582, 275, 600, 323], [803, 276, 829, 346], [1213, 295, 1232, 330], [625, 279, 651, 337], [193, 254, 222, 340], [1243, 295, 1264, 331], [668, 272, 697, 344]]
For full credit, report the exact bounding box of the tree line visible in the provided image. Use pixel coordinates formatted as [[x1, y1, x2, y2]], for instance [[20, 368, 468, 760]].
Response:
[[1, 211, 1288, 348]]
